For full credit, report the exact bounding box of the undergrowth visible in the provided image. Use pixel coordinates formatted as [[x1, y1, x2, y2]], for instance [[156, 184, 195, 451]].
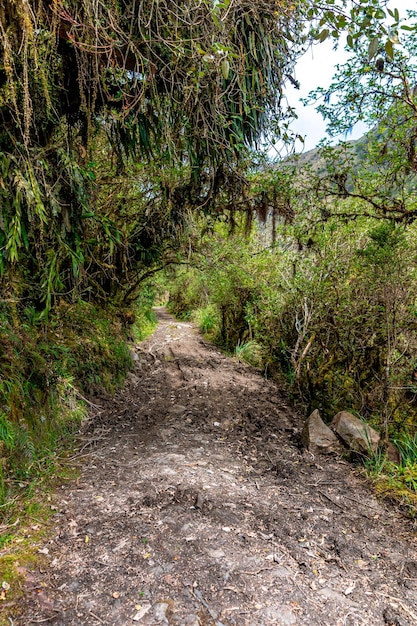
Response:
[[364, 435, 417, 517], [191, 305, 219, 338], [0, 293, 157, 606], [234, 340, 264, 368]]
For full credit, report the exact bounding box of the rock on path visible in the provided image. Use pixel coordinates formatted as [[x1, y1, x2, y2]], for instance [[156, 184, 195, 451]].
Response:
[[18, 308, 417, 626]]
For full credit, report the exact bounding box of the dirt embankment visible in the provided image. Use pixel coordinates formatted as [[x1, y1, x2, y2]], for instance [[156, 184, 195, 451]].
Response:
[[16, 308, 417, 625]]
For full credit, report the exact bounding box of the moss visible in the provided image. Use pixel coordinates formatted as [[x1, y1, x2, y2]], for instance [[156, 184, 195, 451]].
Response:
[[0, 513, 57, 625], [364, 454, 417, 518]]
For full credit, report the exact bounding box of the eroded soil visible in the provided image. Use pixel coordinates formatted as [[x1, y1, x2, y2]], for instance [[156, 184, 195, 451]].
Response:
[[15, 308, 417, 625]]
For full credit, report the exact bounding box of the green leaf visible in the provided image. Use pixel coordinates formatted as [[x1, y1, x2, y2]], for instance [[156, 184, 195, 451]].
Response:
[[317, 29, 329, 43], [221, 58, 230, 80], [385, 39, 394, 59], [368, 37, 379, 61]]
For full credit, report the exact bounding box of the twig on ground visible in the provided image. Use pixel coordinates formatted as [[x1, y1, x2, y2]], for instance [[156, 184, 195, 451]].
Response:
[[342, 495, 384, 513], [318, 490, 345, 511], [28, 613, 60, 624]]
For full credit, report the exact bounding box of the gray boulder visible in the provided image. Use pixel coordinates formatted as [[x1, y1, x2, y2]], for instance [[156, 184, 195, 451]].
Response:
[[302, 409, 342, 454], [331, 411, 380, 453]]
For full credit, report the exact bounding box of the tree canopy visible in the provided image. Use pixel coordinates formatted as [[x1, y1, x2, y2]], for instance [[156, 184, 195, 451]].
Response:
[[0, 0, 413, 312]]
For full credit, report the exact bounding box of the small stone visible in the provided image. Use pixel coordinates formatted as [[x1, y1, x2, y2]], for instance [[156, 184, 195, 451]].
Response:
[[383, 606, 407, 625], [271, 565, 292, 578], [130, 349, 139, 361], [194, 493, 204, 509], [318, 587, 358, 606], [180, 616, 200, 626], [154, 602, 170, 622], [206, 548, 225, 559], [260, 606, 297, 624], [386, 441, 401, 464], [169, 405, 187, 415]]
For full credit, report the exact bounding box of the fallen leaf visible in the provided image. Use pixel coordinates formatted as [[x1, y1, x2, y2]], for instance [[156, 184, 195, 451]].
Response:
[[133, 604, 151, 621]]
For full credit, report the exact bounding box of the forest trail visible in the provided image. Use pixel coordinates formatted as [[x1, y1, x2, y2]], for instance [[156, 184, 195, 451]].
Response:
[[19, 308, 417, 626]]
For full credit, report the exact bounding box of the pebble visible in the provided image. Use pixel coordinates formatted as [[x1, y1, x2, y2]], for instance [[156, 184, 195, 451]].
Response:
[[207, 548, 226, 559]]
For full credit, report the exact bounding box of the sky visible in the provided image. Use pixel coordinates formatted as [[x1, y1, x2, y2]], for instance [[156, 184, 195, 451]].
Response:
[[282, 1, 416, 153]]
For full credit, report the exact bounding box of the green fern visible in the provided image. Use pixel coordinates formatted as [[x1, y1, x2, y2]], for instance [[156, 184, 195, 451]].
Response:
[[0, 411, 16, 451]]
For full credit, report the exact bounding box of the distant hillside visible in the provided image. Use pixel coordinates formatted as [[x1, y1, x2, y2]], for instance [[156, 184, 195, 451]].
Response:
[[288, 135, 368, 172]]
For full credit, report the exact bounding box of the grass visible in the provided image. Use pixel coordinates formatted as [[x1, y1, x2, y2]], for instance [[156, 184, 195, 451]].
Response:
[[0, 498, 65, 625], [234, 340, 264, 368], [0, 448, 81, 625], [131, 307, 158, 342], [364, 435, 417, 517], [394, 432, 417, 465], [0, 296, 158, 525], [0, 297, 155, 619], [192, 305, 219, 337]]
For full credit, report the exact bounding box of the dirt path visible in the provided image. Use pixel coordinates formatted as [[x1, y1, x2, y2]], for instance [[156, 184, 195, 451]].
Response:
[[18, 308, 417, 625]]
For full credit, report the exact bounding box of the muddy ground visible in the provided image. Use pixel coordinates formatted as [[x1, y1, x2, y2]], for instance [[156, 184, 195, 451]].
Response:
[[14, 308, 417, 625]]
